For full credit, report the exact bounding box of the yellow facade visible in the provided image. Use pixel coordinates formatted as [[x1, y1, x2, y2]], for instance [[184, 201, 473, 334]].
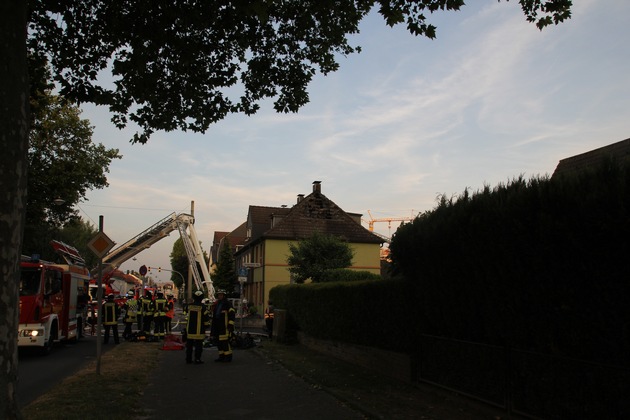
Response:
[[245, 239, 381, 310]]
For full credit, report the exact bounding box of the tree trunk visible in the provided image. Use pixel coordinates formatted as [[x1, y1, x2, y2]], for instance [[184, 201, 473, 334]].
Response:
[[0, 1, 29, 418]]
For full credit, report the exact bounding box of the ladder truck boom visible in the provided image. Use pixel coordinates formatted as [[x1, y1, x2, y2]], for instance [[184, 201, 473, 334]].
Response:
[[176, 214, 215, 300], [97, 212, 214, 300]]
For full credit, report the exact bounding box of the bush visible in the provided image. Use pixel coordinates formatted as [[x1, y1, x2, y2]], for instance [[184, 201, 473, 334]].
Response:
[[318, 268, 381, 282], [270, 279, 416, 352]]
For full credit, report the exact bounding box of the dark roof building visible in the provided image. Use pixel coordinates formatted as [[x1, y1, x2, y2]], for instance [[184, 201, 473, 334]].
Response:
[[219, 181, 383, 310], [552, 137, 630, 178], [243, 181, 382, 247]]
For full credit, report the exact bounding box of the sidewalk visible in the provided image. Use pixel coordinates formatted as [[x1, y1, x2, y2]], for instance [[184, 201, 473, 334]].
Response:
[[136, 342, 365, 420]]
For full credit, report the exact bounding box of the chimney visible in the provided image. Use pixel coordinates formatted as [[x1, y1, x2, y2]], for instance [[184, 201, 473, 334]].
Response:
[[297, 194, 304, 203], [312, 180, 322, 194]]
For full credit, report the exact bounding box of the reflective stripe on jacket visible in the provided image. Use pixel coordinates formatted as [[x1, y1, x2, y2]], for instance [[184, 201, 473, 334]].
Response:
[[264, 305, 275, 319], [103, 301, 118, 326], [155, 298, 167, 316], [141, 298, 154, 316], [211, 300, 235, 339], [186, 304, 208, 340]]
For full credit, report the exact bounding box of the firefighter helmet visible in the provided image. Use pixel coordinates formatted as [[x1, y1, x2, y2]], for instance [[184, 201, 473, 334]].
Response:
[[216, 289, 226, 295], [127, 290, 134, 297], [194, 290, 203, 297]]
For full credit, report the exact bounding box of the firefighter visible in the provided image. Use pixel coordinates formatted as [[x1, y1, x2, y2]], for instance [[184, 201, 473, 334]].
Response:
[[165, 293, 175, 334], [210, 289, 235, 363], [202, 298, 211, 313], [102, 293, 121, 344], [264, 299, 275, 339], [122, 290, 138, 340], [136, 290, 144, 333], [154, 291, 168, 339], [185, 290, 209, 364], [141, 290, 155, 337]]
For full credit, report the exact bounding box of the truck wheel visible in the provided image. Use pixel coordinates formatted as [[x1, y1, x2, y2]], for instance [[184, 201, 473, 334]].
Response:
[[77, 317, 84, 340], [40, 323, 58, 355], [40, 337, 53, 356]]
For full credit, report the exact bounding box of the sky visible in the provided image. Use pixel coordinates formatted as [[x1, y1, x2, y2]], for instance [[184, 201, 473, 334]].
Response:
[[77, 0, 630, 280]]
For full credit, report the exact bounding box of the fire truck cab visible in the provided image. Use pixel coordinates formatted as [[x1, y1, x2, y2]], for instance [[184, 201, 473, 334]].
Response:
[[18, 241, 90, 353]]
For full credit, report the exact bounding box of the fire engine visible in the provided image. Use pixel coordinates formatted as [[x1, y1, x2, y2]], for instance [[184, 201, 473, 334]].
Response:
[[18, 240, 90, 353], [17, 211, 214, 353]]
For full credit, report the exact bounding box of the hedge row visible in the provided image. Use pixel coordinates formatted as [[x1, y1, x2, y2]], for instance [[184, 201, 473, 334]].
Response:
[[270, 279, 416, 351], [390, 159, 630, 364]]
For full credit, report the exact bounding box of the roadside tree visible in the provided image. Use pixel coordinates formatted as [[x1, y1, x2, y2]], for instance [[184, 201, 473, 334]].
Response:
[[169, 238, 189, 292], [24, 88, 121, 258], [56, 218, 100, 269], [213, 239, 238, 295], [287, 232, 354, 283]]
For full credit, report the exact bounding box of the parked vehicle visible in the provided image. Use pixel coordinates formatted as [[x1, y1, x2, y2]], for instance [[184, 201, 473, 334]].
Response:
[[18, 240, 90, 354]]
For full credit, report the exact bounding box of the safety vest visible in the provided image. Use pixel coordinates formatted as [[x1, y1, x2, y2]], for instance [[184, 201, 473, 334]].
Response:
[[265, 305, 275, 319], [186, 304, 207, 340], [166, 299, 175, 318], [124, 298, 138, 323], [103, 301, 118, 326]]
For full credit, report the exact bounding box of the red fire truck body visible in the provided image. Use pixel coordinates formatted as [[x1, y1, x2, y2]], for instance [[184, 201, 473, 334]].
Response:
[[18, 241, 89, 352]]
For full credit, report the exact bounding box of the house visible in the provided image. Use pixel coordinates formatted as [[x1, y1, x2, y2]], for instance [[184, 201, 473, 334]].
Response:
[[552, 137, 630, 178], [218, 181, 384, 310], [209, 222, 247, 276]]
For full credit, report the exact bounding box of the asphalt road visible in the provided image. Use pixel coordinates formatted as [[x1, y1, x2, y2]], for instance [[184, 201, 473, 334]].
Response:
[[16, 312, 266, 410], [17, 330, 113, 408]]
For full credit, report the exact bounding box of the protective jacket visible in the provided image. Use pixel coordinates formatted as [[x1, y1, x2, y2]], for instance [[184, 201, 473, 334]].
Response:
[[124, 298, 138, 323], [186, 302, 209, 340], [210, 299, 235, 339], [141, 296, 155, 316], [264, 304, 275, 320], [103, 300, 120, 326], [155, 297, 168, 317]]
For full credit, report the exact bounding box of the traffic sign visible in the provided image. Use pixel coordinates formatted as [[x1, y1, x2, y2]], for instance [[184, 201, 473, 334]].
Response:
[[243, 262, 261, 268], [87, 231, 115, 258], [139, 265, 148, 276]]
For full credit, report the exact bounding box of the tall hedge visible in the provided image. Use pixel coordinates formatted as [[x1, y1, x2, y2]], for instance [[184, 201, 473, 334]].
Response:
[[270, 279, 416, 352], [390, 158, 630, 365]]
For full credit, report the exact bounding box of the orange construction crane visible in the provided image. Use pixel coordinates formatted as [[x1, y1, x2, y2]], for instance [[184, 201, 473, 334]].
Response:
[[365, 210, 415, 232]]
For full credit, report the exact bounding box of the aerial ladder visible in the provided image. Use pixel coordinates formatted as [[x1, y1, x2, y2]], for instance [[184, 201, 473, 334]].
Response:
[[98, 212, 214, 300], [175, 213, 215, 299]]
